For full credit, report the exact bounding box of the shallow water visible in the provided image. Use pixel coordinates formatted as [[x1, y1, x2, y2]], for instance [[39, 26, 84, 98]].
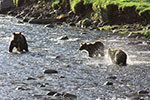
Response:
[[0, 14, 150, 100]]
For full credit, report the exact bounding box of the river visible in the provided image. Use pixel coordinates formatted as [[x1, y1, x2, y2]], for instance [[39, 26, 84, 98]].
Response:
[[0, 14, 150, 100]]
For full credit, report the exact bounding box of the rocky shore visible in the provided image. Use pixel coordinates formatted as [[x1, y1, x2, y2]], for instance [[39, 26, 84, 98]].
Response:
[[1, 0, 150, 39]]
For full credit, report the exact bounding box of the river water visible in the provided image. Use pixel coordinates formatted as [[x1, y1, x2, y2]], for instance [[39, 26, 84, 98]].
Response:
[[0, 14, 150, 100]]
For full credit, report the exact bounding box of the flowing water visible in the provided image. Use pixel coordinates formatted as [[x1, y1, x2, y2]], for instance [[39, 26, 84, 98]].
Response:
[[0, 14, 150, 100]]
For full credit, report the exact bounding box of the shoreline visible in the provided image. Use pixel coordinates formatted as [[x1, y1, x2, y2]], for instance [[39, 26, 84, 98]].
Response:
[[4, 0, 150, 40]]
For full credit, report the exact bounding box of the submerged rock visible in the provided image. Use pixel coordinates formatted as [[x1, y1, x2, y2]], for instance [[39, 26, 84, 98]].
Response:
[[55, 55, 61, 59], [44, 69, 58, 74], [26, 77, 36, 80], [107, 76, 117, 80]]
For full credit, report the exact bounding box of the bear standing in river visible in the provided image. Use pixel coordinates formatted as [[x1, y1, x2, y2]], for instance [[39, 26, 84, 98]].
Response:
[[79, 40, 104, 57], [8, 32, 28, 52], [108, 48, 127, 66]]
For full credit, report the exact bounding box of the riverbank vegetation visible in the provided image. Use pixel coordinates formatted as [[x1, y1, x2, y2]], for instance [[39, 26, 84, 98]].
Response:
[[12, 0, 150, 38]]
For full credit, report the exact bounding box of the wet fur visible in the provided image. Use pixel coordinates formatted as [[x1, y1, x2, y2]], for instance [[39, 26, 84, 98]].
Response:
[[9, 32, 28, 52], [79, 40, 104, 57], [108, 48, 127, 66]]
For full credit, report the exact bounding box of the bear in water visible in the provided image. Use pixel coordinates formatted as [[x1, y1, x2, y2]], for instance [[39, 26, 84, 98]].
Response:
[[108, 48, 127, 66], [8, 32, 28, 53], [79, 40, 104, 57]]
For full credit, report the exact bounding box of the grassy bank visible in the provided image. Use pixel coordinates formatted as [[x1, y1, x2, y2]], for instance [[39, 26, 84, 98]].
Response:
[[12, 0, 150, 37]]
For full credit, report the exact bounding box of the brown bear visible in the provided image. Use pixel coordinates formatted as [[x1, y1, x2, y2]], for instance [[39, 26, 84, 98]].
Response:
[[108, 48, 127, 66], [8, 32, 28, 52], [79, 40, 104, 57]]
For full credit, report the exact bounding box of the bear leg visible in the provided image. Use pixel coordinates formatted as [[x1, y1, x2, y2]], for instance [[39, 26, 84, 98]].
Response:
[[9, 41, 15, 52]]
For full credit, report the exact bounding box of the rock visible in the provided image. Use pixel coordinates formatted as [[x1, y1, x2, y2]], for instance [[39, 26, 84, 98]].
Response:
[[81, 32, 87, 35], [60, 76, 65, 78], [59, 36, 69, 40], [28, 18, 56, 24], [62, 92, 77, 99], [0, 0, 15, 14], [44, 69, 58, 74], [40, 83, 49, 87], [26, 77, 36, 80], [127, 41, 142, 45], [40, 84, 46, 87], [16, 86, 31, 91], [104, 81, 113, 85], [45, 24, 55, 28], [127, 33, 144, 39], [138, 90, 149, 95], [92, 19, 100, 27], [81, 19, 92, 28], [55, 56, 61, 59], [23, 16, 30, 22], [107, 76, 117, 80], [130, 97, 144, 100], [69, 22, 76, 26], [17, 20, 24, 24], [47, 91, 61, 96]]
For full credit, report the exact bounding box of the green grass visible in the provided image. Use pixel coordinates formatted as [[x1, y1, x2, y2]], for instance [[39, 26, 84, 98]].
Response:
[[92, 0, 150, 15], [13, 0, 19, 7], [13, 0, 150, 14], [129, 30, 150, 36]]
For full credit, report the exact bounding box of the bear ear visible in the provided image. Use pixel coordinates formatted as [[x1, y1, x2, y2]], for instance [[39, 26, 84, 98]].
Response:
[[80, 42, 86, 45], [18, 32, 22, 35], [13, 32, 16, 35]]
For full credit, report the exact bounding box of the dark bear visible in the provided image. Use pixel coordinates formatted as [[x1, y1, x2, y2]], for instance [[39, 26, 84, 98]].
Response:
[[108, 48, 127, 66], [79, 40, 104, 57], [8, 32, 28, 52]]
